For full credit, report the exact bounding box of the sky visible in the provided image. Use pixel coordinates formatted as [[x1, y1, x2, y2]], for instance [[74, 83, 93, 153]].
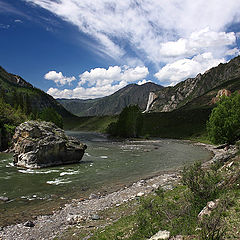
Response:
[[0, 0, 240, 99]]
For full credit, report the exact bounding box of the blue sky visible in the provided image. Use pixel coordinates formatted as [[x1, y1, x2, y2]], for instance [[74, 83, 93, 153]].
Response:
[[1, 0, 240, 99]]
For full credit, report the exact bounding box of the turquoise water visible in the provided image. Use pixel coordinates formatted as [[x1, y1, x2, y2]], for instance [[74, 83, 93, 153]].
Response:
[[0, 132, 211, 225]]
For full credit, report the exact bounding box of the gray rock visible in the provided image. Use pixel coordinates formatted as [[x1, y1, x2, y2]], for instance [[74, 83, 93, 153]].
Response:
[[89, 193, 99, 200], [170, 236, 183, 240], [149, 230, 170, 240], [198, 199, 219, 221], [91, 214, 100, 220], [0, 196, 9, 202], [24, 221, 35, 227], [67, 214, 86, 225], [12, 121, 87, 169]]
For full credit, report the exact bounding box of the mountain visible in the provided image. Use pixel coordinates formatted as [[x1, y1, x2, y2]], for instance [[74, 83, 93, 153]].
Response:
[[146, 55, 240, 112], [58, 82, 163, 116], [0, 66, 72, 118]]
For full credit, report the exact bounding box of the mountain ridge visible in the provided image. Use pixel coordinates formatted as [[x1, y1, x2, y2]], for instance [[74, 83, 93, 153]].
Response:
[[148, 55, 240, 112], [58, 82, 163, 116]]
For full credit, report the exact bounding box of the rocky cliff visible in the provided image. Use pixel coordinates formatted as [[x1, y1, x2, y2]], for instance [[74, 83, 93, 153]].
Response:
[[147, 55, 240, 112], [12, 121, 87, 168], [58, 82, 163, 116]]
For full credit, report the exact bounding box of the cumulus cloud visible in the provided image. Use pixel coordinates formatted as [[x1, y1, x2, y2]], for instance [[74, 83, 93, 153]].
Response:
[[79, 66, 148, 87], [137, 79, 152, 85], [47, 65, 149, 99], [160, 28, 236, 58], [155, 53, 225, 86], [44, 71, 76, 86]]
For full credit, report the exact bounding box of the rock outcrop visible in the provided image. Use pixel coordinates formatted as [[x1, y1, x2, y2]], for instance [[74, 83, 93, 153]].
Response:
[[12, 121, 87, 169], [211, 89, 232, 104], [147, 55, 240, 112]]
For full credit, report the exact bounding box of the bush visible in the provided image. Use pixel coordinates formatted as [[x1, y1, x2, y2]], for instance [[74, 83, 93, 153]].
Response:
[[207, 92, 240, 144], [182, 161, 220, 206], [198, 201, 227, 240]]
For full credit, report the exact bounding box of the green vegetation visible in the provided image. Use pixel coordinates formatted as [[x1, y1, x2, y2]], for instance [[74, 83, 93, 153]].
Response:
[[182, 161, 221, 206], [107, 105, 142, 138], [63, 115, 118, 132], [207, 92, 240, 144], [0, 97, 27, 150], [38, 107, 63, 128], [103, 107, 211, 140]]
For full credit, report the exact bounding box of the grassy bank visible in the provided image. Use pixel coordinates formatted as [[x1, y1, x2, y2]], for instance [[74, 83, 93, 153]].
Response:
[[56, 152, 240, 240]]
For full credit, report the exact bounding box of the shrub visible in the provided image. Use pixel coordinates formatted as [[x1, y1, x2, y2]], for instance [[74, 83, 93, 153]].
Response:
[[182, 161, 220, 206], [207, 92, 240, 144], [198, 201, 227, 240]]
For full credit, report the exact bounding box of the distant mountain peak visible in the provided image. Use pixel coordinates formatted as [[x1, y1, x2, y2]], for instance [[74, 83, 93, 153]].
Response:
[[58, 82, 163, 116]]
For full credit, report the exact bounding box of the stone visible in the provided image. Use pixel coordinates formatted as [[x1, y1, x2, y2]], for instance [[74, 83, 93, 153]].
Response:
[[136, 192, 145, 197], [149, 230, 170, 240], [91, 214, 100, 220], [198, 199, 219, 221], [67, 214, 86, 225], [24, 220, 35, 227], [0, 196, 9, 202], [89, 193, 99, 200], [12, 121, 87, 169], [170, 235, 183, 240]]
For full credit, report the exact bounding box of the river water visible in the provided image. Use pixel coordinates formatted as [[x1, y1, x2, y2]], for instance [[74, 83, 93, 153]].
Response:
[[0, 131, 211, 226]]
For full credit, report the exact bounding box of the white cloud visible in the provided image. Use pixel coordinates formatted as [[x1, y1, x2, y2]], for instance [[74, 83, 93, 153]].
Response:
[[160, 28, 236, 58], [44, 71, 76, 86], [47, 65, 149, 99], [79, 65, 148, 87], [25, 0, 240, 64], [0, 24, 10, 29], [14, 19, 23, 23], [137, 79, 152, 85], [225, 47, 240, 57], [155, 53, 225, 86]]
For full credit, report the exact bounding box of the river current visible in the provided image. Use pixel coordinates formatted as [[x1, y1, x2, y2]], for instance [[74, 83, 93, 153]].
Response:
[[0, 131, 211, 225]]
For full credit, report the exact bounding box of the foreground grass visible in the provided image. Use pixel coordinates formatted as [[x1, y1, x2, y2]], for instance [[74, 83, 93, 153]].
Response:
[[57, 155, 240, 240]]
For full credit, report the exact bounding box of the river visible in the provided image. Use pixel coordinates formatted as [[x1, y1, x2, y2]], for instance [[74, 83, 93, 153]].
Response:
[[0, 131, 211, 226]]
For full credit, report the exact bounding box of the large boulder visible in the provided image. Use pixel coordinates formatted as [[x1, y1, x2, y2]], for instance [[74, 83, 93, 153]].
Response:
[[12, 121, 87, 169]]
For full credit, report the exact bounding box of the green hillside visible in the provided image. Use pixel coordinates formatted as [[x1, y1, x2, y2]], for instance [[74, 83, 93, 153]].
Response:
[[0, 66, 75, 150]]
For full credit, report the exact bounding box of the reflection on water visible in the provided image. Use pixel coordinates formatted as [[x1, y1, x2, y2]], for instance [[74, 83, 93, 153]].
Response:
[[0, 131, 211, 225]]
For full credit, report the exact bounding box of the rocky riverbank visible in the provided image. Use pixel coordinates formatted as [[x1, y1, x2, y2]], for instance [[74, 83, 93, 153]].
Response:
[[0, 142, 238, 240]]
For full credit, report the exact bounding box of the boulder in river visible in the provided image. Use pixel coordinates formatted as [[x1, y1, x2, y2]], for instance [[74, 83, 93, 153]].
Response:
[[12, 121, 87, 169]]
